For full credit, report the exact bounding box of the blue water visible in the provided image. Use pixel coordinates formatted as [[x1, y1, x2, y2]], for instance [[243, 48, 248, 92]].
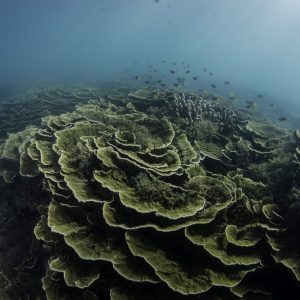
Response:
[[1, 2, 300, 298], [1, 0, 300, 115]]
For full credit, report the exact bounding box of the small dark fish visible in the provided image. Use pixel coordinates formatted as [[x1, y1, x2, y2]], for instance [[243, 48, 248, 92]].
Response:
[[171, 62, 176, 65], [157, 80, 162, 83], [169, 70, 176, 74], [209, 72, 214, 76], [224, 81, 230, 85], [145, 80, 150, 84], [257, 94, 264, 98], [176, 77, 185, 85], [133, 61, 138, 65], [192, 76, 198, 80], [246, 100, 257, 111], [278, 117, 287, 122], [160, 83, 166, 87], [187, 64, 190, 67], [270, 103, 274, 108], [199, 89, 205, 92], [210, 84, 216, 88], [161, 60, 166, 63], [173, 83, 179, 87], [154, 0, 159, 3], [149, 64, 153, 68], [135, 76, 141, 80], [185, 70, 191, 74], [246, 100, 253, 104], [203, 68, 207, 72]]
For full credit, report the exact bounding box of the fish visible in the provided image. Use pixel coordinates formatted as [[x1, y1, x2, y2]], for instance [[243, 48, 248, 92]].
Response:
[[145, 80, 150, 84], [161, 60, 166, 63], [210, 84, 216, 88], [173, 83, 179, 87], [246, 100, 257, 111], [176, 77, 185, 85], [203, 68, 207, 72], [169, 70, 176, 74], [278, 117, 287, 122], [135, 76, 141, 80], [224, 81, 230, 85], [160, 83, 166, 87], [154, 0, 159, 3], [270, 103, 274, 108], [209, 72, 214, 76], [185, 70, 191, 74], [157, 80, 162, 83], [192, 76, 198, 80], [148, 64, 153, 68], [257, 94, 264, 98]]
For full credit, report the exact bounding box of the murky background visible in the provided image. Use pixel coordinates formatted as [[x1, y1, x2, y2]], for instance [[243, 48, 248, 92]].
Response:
[[1, 0, 300, 123]]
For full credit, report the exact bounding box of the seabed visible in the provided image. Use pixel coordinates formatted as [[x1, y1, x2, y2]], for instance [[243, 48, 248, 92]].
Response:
[[0, 84, 300, 299]]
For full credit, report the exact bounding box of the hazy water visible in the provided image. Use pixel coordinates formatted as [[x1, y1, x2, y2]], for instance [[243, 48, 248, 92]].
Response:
[[1, 3, 300, 298], [1, 0, 300, 120]]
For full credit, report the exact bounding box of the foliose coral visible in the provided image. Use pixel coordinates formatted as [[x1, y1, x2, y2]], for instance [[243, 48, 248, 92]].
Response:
[[0, 86, 300, 299]]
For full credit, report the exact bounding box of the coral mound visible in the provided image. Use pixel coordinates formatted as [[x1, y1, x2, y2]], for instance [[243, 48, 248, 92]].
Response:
[[1, 87, 300, 299]]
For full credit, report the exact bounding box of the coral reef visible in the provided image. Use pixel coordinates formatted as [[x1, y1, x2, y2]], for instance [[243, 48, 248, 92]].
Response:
[[0, 86, 300, 299]]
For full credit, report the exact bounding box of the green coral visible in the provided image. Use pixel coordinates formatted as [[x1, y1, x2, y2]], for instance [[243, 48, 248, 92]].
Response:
[[0, 127, 38, 182], [188, 119, 218, 142], [1, 86, 300, 299]]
